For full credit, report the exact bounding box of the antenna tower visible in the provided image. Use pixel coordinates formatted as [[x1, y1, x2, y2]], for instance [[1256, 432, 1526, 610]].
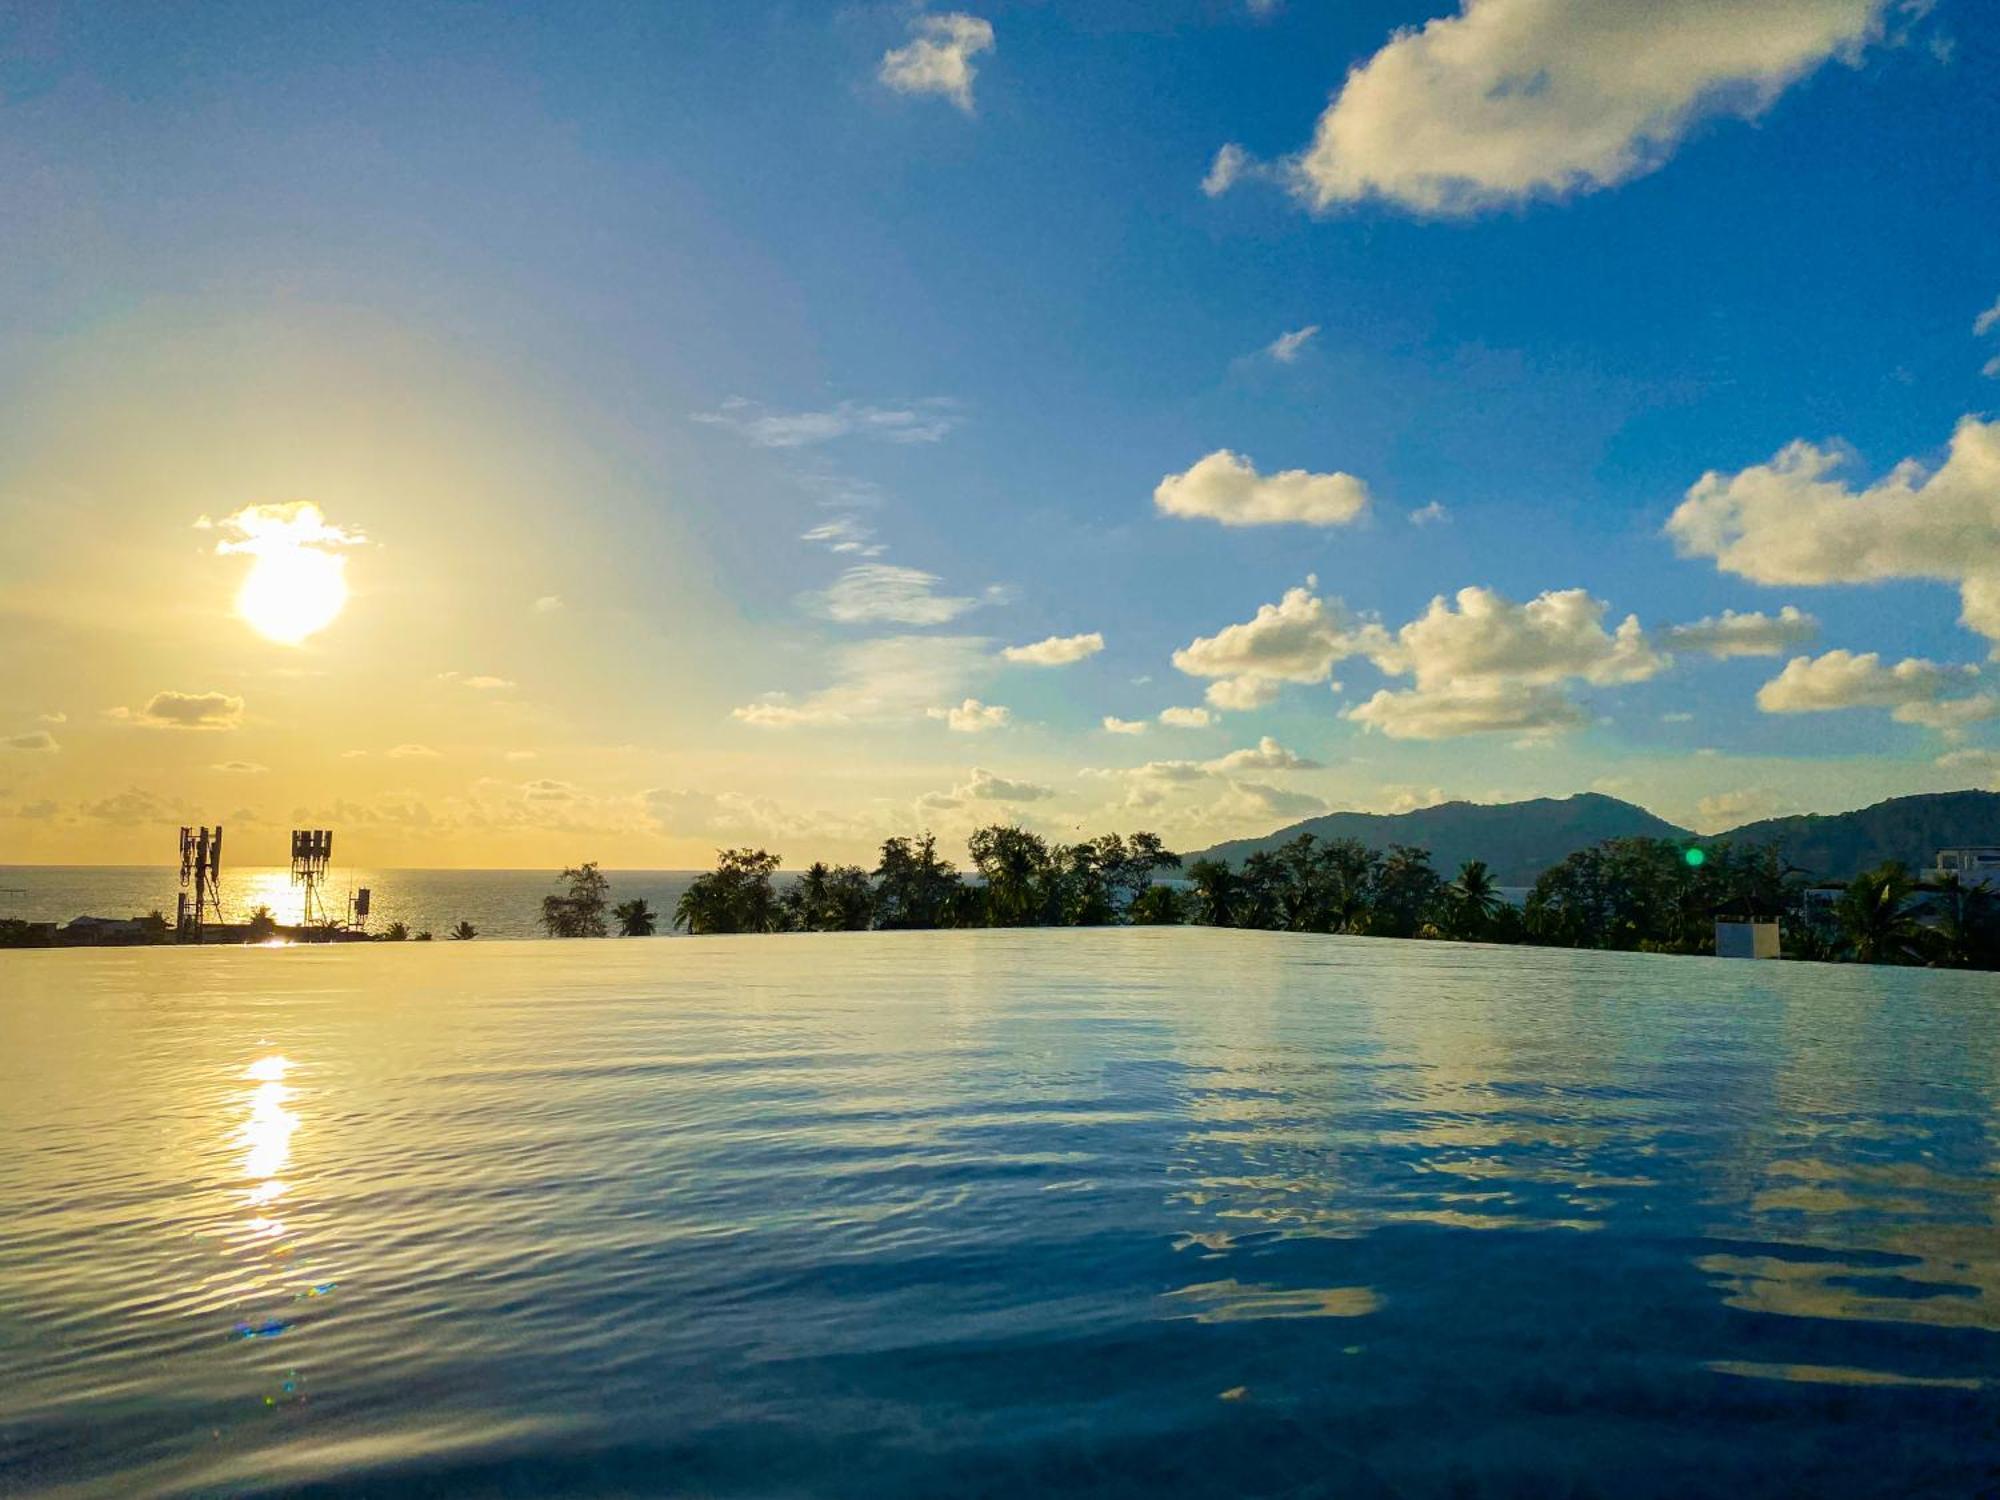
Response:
[[177, 825, 225, 941], [290, 828, 335, 929]]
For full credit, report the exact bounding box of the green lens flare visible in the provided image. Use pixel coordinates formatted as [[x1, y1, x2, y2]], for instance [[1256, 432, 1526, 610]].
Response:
[[1684, 846, 1706, 868]]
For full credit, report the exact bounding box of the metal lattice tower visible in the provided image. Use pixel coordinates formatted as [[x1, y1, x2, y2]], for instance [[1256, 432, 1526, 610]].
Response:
[[290, 828, 335, 929]]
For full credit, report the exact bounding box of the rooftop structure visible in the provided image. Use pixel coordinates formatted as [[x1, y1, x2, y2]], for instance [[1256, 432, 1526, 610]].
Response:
[[1925, 847, 2000, 890]]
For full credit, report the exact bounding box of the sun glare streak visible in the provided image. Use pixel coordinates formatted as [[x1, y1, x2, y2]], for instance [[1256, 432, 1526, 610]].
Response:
[[240, 1055, 298, 1184], [211, 501, 364, 645]]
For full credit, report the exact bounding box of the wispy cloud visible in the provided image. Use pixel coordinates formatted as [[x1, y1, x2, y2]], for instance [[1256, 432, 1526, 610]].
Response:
[[1265, 325, 1319, 363], [733, 635, 991, 730], [807, 564, 993, 626], [694, 396, 962, 449]]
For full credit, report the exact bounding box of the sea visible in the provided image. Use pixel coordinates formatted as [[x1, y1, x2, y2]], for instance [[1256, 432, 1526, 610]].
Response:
[[1, 929, 1994, 1498], [0, 866, 707, 939]]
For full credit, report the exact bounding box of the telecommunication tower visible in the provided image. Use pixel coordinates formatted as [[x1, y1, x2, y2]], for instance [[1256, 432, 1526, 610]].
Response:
[[177, 825, 225, 941], [290, 828, 335, 929]]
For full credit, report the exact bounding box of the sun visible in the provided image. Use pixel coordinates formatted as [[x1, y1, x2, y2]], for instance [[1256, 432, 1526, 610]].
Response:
[[213, 501, 364, 646], [237, 547, 349, 645]]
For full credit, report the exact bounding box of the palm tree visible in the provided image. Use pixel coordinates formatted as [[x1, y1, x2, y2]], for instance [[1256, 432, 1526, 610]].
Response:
[[614, 898, 658, 937], [1926, 875, 1998, 969], [1448, 859, 1502, 941], [379, 921, 410, 942], [450, 921, 477, 940], [1834, 862, 1923, 965], [1185, 859, 1240, 927], [244, 905, 279, 942]]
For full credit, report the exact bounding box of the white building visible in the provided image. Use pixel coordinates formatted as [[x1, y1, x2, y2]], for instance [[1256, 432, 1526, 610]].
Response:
[[1715, 918, 1781, 959], [1925, 847, 2000, 890]]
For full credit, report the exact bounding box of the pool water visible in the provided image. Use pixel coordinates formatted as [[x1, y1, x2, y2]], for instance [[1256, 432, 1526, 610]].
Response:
[[1, 929, 1995, 1497]]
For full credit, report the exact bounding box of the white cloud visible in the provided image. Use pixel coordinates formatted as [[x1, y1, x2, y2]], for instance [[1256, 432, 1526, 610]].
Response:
[[927, 697, 1012, 733], [1102, 716, 1148, 735], [504, 750, 538, 762], [644, 787, 873, 845], [1755, 650, 1992, 734], [1204, 675, 1282, 711], [387, 743, 441, 759], [1895, 693, 2000, 734], [1937, 748, 2000, 787], [694, 396, 962, 448], [5, 731, 58, 752], [1408, 501, 1449, 526], [880, 12, 994, 113], [1696, 787, 1786, 831], [1160, 706, 1216, 728], [921, 767, 1055, 813], [734, 635, 988, 729], [1377, 586, 1667, 688], [1975, 296, 2000, 339], [1205, 736, 1323, 774], [801, 517, 885, 557], [38, 711, 66, 724], [440, 672, 517, 691], [1347, 680, 1592, 741], [810, 564, 984, 625], [213, 501, 364, 557], [1661, 605, 1818, 658], [1155, 450, 1370, 528], [107, 690, 245, 731], [533, 594, 564, 614], [1282, 0, 1884, 216], [1002, 631, 1103, 666], [1203, 143, 1250, 197], [1213, 780, 1329, 822], [211, 760, 267, 774], [1266, 326, 1319, 363], [1179, 582, 1662, 741], [1665, 417, 2000, 654], [1172, 584, 1384, 690]]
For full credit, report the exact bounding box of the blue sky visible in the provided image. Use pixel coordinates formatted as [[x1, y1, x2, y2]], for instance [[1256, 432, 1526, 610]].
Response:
[[2, 0, 1998, 864]]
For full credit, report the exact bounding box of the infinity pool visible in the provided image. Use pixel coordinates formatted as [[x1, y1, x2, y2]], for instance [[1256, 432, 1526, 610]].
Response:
[[2, 930, 1995, 1497]]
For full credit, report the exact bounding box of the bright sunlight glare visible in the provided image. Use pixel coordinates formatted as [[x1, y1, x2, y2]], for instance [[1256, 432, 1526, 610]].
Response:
[[213, 501, 363, 646]]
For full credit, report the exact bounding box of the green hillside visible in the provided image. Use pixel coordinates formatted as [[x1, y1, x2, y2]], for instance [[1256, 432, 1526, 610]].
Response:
[[1185, 793, 1691, 886], [1182, 788, 2000, 886]]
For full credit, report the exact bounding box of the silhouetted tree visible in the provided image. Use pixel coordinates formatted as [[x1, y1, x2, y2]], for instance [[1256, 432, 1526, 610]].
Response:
[[1444, 860, 1502, 941], [873, 833, 962, 929], [1185, 859, 1241, 927], [967, 825, 1055, 926], [450, 920, 478, 940], [379, 921, 410, 942], [541, 863, 610, 938], [245, 905, 279, 942], [781, 863, 875, 932], [614, 898, 659, 937], [1127, 882, 1189, 925], [1835, 862, 1924, 965], [1926, 874, 2000, 968], [675, 849, 782, 935]]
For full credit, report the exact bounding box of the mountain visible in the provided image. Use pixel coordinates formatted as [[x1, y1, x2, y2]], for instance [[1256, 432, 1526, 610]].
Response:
[[1714, 790, 2000, 881], [1180, 788, 2000, 886], [1184, 793, 1691, 886]]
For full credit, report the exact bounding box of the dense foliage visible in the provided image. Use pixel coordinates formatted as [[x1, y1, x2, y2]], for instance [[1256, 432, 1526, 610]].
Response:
[[651, 827, 2000, 969]]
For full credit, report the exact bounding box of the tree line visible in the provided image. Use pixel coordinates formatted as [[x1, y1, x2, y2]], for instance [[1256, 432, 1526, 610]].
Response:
[[534, 827, 2000, 970]]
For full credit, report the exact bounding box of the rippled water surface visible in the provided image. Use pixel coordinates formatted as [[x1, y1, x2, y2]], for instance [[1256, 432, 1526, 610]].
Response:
[[2, 930, 1996, 1498]]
